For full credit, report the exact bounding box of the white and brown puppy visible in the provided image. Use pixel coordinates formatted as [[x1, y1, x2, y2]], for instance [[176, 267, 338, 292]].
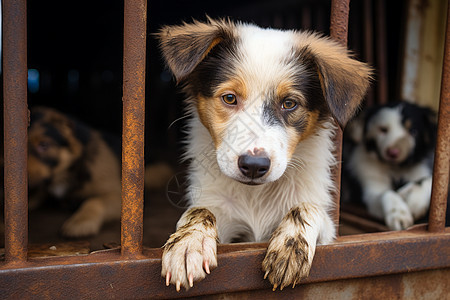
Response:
[[157, 19, 371, 291], [347, 101, 437, 231]]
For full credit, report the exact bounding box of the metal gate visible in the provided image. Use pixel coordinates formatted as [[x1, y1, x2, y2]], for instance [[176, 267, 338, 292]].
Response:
[[1, 0, 449, 298]]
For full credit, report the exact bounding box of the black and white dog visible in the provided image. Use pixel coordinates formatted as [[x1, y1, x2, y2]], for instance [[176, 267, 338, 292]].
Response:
[[157, 18, 371, 291], [346, 101, 437, 230]]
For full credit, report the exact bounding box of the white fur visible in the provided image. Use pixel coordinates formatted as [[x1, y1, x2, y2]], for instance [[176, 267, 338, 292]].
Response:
[[183, 114, 336, 244]]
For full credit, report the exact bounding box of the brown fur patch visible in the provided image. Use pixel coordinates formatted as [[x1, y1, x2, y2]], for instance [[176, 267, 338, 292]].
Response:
[[196, 76, 249, 148], [286, 110, 321, 158]]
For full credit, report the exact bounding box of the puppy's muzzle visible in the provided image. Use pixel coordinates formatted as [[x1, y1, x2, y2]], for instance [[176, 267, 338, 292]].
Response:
[[238, 154, 271, 179]]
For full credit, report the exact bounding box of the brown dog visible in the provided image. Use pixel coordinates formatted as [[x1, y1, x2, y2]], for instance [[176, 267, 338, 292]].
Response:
[[28, 106, 122, 237]]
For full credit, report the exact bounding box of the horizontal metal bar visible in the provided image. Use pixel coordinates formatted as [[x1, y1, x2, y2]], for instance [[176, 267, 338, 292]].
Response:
[[1, 227, 448, 299], [121, 0, 147, 258], [2, 0, 29, 264], [428, 2, 450, 233]]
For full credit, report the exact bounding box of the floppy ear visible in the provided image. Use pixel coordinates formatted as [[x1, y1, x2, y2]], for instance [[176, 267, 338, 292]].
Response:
[[303, 38, 372, 128], [156, 18, 235, 82]]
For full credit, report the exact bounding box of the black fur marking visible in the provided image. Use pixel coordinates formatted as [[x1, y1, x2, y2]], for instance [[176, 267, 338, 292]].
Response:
[[262, 100, 283, 127], [285, 238, 297, 248], [42, 123, 68, 147], [72, 120, 92, 147], [398, 102, 436, 166], [30, 111, 45, 123], [101, 131, 121, 159], [292, 47, 329, 120], [288, 207, 307, 227], [187, 34, 239, 98], [392, 177, 408, 191]]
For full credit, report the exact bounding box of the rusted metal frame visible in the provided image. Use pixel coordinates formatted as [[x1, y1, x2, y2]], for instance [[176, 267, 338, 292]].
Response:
[[0, 228, 448, 299], [2, 0, 29, 264], [428, 3, 450, 233], [121, 0, 147, 258], [330, 0, 350, 229]]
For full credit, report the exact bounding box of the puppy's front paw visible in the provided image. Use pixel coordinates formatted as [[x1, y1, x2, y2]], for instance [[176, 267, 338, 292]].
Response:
[[385, 207, 414, 231], [262, 234, 312, 291], [382, 191, 414, 230], [162, 224, 218, 291], [61, 213, 102, 237]]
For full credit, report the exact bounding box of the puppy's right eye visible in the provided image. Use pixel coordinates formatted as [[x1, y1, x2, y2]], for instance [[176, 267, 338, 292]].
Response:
[[379, 126, 388, 133], [222, 94, 237, 105]]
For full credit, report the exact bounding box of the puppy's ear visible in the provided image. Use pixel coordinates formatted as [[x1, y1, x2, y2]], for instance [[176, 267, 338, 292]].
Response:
[[302, 37, 372, 128], [156, 18, 235, 82]]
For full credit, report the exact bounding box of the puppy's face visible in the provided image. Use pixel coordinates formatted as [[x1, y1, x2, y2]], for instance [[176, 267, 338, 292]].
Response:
[[158, 19, 371, 184], [364, 102, 436, 166], [28, 107, 84, 188]]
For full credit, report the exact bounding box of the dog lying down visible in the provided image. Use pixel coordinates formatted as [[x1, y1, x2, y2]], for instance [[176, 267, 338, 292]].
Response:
[[344, 101, 438, 231], [28, 106, 172, 237], [157, 19, 371, 291]]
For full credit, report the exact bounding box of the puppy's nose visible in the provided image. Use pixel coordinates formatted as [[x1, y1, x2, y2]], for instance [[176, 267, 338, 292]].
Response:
[[238, 154, 271, 179], [386, 147, 400, 159]]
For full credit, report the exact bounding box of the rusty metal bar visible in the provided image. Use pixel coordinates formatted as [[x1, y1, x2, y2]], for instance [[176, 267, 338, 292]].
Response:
[[375, 0, 388, 104], [330, 0, 350, 45], [330, 0, 350, 230], [121, 0, 147, 258], [3, 0, 29, 264], [428, 3, 450, 233], [0, 228, 449, 299], [363, 0, 375, 107]]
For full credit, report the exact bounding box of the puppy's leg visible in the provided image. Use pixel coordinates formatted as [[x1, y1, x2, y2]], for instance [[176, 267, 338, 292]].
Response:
[[397, 177, 432, 220], [381, 190, 414, 230], [61, 196, 112, 237], [162, 207, 218, 291], [262, 203, 331, 290]]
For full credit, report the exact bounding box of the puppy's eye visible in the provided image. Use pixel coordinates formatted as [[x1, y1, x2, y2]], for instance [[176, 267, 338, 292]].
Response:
[[409, 127, 418, 136], [37, 141, 51, 153], [222, 94, 237, 105], [281, 99, 297, 110], [379, 126, 388, 133]]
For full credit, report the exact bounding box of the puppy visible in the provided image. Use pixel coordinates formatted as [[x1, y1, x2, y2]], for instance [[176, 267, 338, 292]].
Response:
[[28, 106, 123, 237], [157, 18, 371, 291], [346, 101, 437, 230]]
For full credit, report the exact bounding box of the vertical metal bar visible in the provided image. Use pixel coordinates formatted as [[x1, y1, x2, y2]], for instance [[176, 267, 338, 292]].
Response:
[[330, 0, 350, 229], [375, 0, 388, 105], [3, 0, 28, 263], [121, 0, 147, 258], [428, 3, 450, 233], [363, 0, 374, 107], [330, 0, 350, 45]]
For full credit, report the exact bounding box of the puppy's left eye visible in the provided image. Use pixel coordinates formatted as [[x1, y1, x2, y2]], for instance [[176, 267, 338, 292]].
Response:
[[281, 99, 297, 110]]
